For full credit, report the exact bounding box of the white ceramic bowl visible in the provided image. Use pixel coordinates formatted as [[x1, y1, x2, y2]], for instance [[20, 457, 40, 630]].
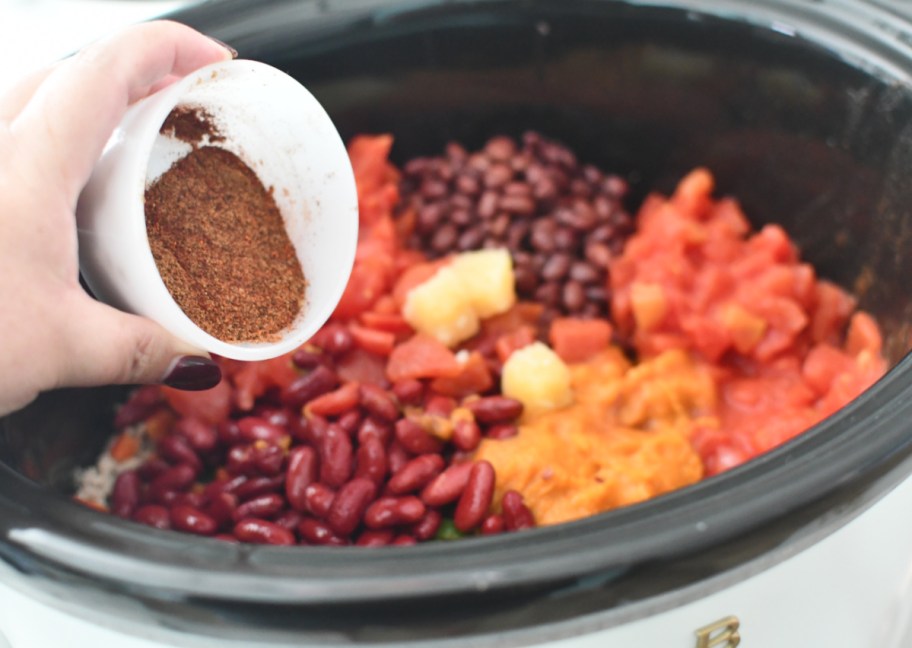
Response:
[[76, 59, 358, 361]]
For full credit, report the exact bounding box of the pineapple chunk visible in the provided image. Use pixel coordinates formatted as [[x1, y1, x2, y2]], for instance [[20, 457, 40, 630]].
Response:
[[449, 248, 516, 318], [502, 342, 573, 416], [403, 266, 479, 347]]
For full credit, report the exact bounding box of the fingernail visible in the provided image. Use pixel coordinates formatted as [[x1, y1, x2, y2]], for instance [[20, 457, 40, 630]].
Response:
[[208, 35, 239, 59], [162, 356, 222, 391]]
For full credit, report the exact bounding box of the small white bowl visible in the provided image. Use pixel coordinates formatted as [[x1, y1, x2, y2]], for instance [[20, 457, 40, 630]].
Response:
[[76, 59, 358, 361]]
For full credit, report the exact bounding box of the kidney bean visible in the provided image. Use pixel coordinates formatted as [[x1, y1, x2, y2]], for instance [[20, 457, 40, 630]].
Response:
[[481, 513, 505, 535], [254, 407, 293, 429], [150, 464, 196, 495], [363, 496, 425, 529], [114, 386, 163, 428], [306, 382, 360, 417], [327, 478, 377, 537], [274, 510, 303, 533], [234, 493, 285, 521], [171, 505, 218, 536], [158, 435, 202, 473], [237, 417, 287, 445], [386, 441, 410, 475], [203, 474, 247, 500], [317, 324, 354, 357], [410, 509, 443, 541], [111, 470, 141, 518], [486, 423, 519, 440], [357, 417, 392, 446], [286, 446, 318, 512], [452, 420, 482, 452], [391, 534, 418, 546], [291, 347, 325, 369], [214, 534, 240, 543], [137, 457, 169, 481], [227, 445, 257, 476], [217, 420, 244, 446], [394, 419, 443, 455], [233, 474, 285, 501], [234, 519, 296, 546], [291, 414, 328, 445], [281, 365, 339, 409], [133, 504, 171, 529], [304, 483, 335, 519], [420, 462, 474, 507], [359, 384, 399, 422], [391, 379, 424, 406], [173, 418, 218, 453], [205, 492, 238, 527], [252, 444, 286, 476], [424, 395, 456, 418], [354, 436, 388, 485], [337, 410, 362, 434], [502, 490, 536, 531], [173, 491, 207, 509], [356, 529, 395, 547], [298, 517, 347, 546], [320, 424, 353, 487], [454, 461, 495, 532], [388, 454, 445, 495], [465, 396, 523, 424]]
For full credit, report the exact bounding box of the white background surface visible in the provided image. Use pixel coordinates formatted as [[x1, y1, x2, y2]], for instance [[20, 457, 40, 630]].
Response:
[[0, 0, 193, 90]]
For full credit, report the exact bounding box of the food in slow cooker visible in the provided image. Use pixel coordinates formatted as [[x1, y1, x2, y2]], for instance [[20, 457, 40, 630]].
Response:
[[74, 133, 886, 545]]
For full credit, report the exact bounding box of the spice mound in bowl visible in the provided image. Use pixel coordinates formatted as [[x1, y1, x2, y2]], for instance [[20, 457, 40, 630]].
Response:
[[145, 106, 306, 344]]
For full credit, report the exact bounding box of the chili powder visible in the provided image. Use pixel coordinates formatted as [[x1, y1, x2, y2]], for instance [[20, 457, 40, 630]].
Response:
[[145, 127, 306, 343]]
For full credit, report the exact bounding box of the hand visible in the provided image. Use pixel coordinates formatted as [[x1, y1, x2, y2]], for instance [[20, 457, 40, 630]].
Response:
[[0, 21, 233, 416]]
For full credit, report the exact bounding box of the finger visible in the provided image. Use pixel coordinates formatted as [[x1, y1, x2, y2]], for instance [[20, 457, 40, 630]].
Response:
[[54, 293, 221, 391], [0, 63, 57, 122], [12, 20, 233, 198]]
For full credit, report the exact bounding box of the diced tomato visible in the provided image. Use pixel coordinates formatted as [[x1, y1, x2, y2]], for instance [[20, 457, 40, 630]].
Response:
[[360, 311, 414, 336], [231, 353, 299, 411], [109, 431, 140, 462], [334, 260, 390, 320], [430, 351, 494, 398], [845, 311, 882, 357], [305, 382, 360, 417], [481, 302, 544, 338], [549, 318, 613, 363], [495, 326, 537, 364], [349, 324, 396, 356], [336, 347, 390, 386], [387, 334, 462, 382], [162, 379, 232, 425]]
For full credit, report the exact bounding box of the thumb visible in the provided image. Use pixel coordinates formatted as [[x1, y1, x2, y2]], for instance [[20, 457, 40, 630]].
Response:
[[56, 294, 222, 391]]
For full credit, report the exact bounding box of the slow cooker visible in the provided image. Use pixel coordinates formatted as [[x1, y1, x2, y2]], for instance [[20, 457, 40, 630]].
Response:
[[3, 0, 912, 646]]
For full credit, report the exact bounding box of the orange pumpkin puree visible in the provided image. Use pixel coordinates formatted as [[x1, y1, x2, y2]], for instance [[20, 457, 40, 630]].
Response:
[[474, 348, 713, 526]]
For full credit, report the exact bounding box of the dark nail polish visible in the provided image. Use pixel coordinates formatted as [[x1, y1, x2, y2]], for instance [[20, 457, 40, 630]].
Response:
[[163, 356, 222, 391], [207, 35, 239, 59]]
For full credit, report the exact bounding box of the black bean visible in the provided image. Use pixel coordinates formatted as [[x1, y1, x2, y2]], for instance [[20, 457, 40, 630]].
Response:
[[456, 174, 481, 196], [585, 242, 612, 268], [484, 164, 513, 189], [484, 136, 517, 161], [535, 282, 562, 307], [530, 220, 557, 252], [569, 261, 601, 285], [563, 281, 586, 312], [451, 208, 473, 227], [477, 191, 499, 219], [553, 227, 577, 251], [541, 254, 571, 282], [431, 224, 459, 253], [457, 227, 485, 251], [500, 195, 536, 216]]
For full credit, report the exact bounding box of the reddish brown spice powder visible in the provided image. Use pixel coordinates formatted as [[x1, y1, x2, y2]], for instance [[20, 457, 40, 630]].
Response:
[[145, 143, 306, 343]]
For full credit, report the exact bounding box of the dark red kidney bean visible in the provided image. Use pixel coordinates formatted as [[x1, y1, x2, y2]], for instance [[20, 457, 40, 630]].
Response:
[[364, 496, 426, 529], [327, 478, 377, 537], [486, 424, 519, 440], [274, 510, 303, 533], [319, 424, 353, 488], [420, 462, 474, 507], [502, 490, 536, 531], [280, 365, 339, 409], [424, 395, 456, 418], [291, 347, 325, 369], [337, 410, 362, 434], [158, 435, 202, 473], [388, 454, 445, 495], [217, 420, 244, 446], [133, 505, 171, 530], [234, 493, 285, 521], [356, 529, 394, 547], [298, 517, 347, 546], [173, 418, 218, 453], [150, 464, 196, 494], [285, 446, 318, 512], [114, 386, 163, 428], [354, 436, 387, 485], [137, 457, 169, 481], [454, 461, 495, 532], [452, 420, 482, 452], [151, 489, 180, 506], [205, 492, 238, 527], [171, 505, 218, 536], [254, 407, 293, 428], [203, 474, 247, 500], [290, 414, 328, 445], [391, 379, 424, 406], [304, 483, 335, 519], [391, 534, 418, 546], [359, 384, 399, 422], [173, 491, 207, 509], [481, 513, 505, 535], [357, 417, 392, 447], [252, 444, 286, 476], [386, 441, 410, 475], [465, 396, 524, 424], [317, 324, 355, 357], [214, 534, 240, 543], [111, 470, 141, 518], [233, 474, 285, 501], [237, 417, 286, 444], [233, 519, 296, 546], [227, 445, 257, 476], [410, 509, 442, 541], [394, 419, 443, 455]]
